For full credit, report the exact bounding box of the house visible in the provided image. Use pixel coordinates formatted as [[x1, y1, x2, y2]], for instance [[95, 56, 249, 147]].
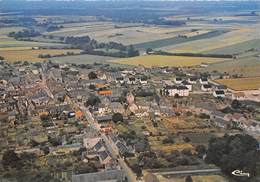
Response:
[[201, 84, 212, 92], [188, 77, 197, 84], [163, 80, 174, 86], [232, 92, 246, 101], [98, 90, 112, 95], [174, 77, 182, 84], [84, 137, 104, 151], [159, 102, 174, 116], [116, 141, 134, 157], [115, 76, 125, 84], [181, 80, 192, 91], [127, 77, 136, 85], [110, 102, 124, 114], [213, 90, 225, 98], [97, 104, 108, 115], [96, 115, 112, 123], [139, 77, 148, 85], [136, 100, 150, 112], [162, 85, 189, 97], [150, 102, 161, 116], [98, 150, 112, 165], [200, 62, 209, 67], [232, 113, 247, 123], [216, 84, 227, 91], [200, 77, 208, 85]]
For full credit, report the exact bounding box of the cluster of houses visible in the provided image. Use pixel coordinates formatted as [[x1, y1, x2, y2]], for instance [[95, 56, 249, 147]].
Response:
[[0, 59, 259, 181], [160, 76, 228, 98]]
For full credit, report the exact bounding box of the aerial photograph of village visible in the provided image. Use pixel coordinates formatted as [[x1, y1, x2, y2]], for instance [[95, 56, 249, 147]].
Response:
[[0, 0, 259, 182]]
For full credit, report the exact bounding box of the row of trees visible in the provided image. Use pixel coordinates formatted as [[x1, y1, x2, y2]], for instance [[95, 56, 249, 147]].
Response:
[[46, 25, 64, 32], [8, 29, 41, 39], [147, 49, 233, 58], [64, 36, 139, 57]]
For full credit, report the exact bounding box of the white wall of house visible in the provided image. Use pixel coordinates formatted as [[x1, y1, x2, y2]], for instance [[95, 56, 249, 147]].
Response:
[[201, 85, 212, 92], [213, 92, 225, 98], [167, 88, 189, 97]]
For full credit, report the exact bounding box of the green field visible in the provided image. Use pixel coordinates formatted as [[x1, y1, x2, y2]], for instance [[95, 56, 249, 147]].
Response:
[[50, 54, 115, 64], [50, 54, 130, 68], [134, 30, 229, 49], [205, 39, 260, 55], [0, 37, 66, 48]]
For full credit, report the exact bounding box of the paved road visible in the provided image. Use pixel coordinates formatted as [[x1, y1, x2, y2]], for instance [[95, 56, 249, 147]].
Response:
[[77, 102, 137, 182], [101, 134, 137, 182], [153, 168, 221, 175]]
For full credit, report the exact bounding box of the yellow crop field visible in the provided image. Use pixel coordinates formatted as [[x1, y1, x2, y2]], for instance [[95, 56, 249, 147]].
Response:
[[215, 77, 260, 91], [111, 55, 226, 68], [0, 49, 82, 62], [0, 47, 33, 51]]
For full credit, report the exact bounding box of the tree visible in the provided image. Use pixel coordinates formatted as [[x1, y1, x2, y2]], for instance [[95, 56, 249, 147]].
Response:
[[146, 48, 153, 54], [195, 145, 206, 158], [85, 95, 101, 107], [131, 164, 142, 177], [231, 99, 241, 109], [127, 45, 140, 57], [205, 134, 259, 179], [183, 136, 191, 143], [112, 112, 123, 123], [185, 175, 193, 182], [89, 84, 96, 90], [74, 162, 97, 174], [2, 150, 22, 169], [40, 114, 50, 122], [182, 149, 192, 156], [88, 71, 97, 79], [162, 136, 174, 144]]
